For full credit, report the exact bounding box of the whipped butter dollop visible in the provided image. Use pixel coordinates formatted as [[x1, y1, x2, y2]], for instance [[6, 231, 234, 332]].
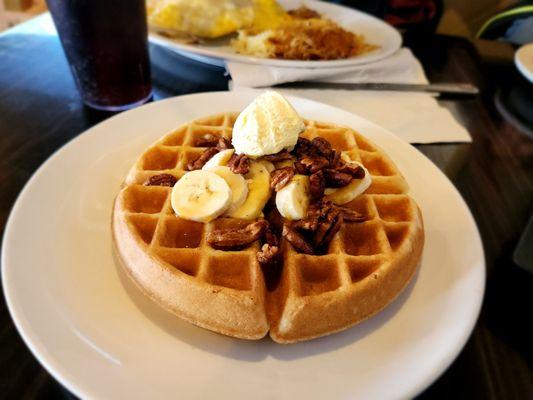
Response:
[[232, 91, 305, 158]]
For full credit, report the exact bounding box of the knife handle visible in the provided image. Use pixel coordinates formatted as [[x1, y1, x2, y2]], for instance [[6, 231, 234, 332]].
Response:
[[424, 83, 479, 96]]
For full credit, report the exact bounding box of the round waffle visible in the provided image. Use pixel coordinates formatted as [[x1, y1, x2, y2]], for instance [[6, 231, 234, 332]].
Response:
[[112, 112, 424, 343]]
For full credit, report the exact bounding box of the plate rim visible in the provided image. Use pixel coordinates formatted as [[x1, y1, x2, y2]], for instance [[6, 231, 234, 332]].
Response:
[[148, 0, 402, 69], [1, 91, 485, 399], [515, 43, 533, 83]]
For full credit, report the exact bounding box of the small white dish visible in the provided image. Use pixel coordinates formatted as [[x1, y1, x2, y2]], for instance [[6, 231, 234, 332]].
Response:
[[2, 91, 484, 399], [515, 42, 533, 83], [149, 0, 402, 68]]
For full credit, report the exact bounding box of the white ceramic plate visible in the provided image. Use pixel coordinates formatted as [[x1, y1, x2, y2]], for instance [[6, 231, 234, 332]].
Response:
[[149, 0, 402, 68], [515, 43, 533, 83], [2, 91, 484, 399]]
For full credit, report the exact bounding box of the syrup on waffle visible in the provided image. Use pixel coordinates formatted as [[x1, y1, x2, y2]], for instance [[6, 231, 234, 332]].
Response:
[[113, 112, 424, 343]]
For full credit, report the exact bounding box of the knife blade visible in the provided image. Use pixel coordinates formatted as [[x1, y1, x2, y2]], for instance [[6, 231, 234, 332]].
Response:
[[273, 82, 479, 97]]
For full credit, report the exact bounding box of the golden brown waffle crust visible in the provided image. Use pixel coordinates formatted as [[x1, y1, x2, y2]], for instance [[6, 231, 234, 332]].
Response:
[[112, 112, 424, 343], [112, 206, 269, 340], [269, 208, 423, 343]]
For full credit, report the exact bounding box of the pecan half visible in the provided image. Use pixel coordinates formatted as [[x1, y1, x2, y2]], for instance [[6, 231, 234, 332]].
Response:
[[216, 137, 233, 151], [297, 201, 328, 232], [313, 208, 342, 248], [323, 169, 353, 187], [207, 220, 267, 249], [310, 203, 326, 220], [194, 134, 219, 147], [328, 150, 341, 168], [335, 205, 366, 222], [309, 199, 333, 216], [292, 137, 315, 157], [292, 216, 319, 232], [298, 156, 329, 174], [187, 148, 218, 171], [294, 161, 308, 175], [283, 200, 356, 254], [257, 243, 280, 265], [144, 173, 177, 187], [311, 137, 332, 156], [309, 170, 325, 200], [228, 153, 250, 174], [337, 163, 365, 179], [257, 223, 281, 265], [282, 223, 315, 254], [261, 150, 293, 163], [325, 213, 343, 243], [270, 167, 295, 191]]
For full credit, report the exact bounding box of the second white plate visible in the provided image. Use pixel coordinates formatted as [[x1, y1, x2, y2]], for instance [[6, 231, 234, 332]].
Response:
[[149, 0, 402, 68]]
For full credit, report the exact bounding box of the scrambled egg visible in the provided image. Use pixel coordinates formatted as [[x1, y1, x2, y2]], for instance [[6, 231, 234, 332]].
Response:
[[148, 0, 286, 39]]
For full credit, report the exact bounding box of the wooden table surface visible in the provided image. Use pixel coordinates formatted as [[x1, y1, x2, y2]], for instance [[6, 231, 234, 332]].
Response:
[[0, 17, 532, 399]]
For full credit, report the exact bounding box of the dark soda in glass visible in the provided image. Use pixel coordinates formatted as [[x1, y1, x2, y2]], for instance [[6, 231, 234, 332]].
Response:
[[46, 0, 152, 111]]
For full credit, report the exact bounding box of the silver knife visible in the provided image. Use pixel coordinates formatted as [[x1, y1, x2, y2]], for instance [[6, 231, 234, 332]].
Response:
[[273, 82, 479, 96]]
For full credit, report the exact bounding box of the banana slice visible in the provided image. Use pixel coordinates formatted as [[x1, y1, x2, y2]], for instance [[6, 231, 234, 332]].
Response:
[[202, 149, 234, 170], [171, 170, 231, 222], [276, 174, 310, 220], [208, 166, 249, 215], [324, 161, 372, 205], [228, 160, 272, 219]]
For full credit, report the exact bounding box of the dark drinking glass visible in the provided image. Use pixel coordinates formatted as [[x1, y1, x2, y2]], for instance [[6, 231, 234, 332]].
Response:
[[46, 0, 152, 111]]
